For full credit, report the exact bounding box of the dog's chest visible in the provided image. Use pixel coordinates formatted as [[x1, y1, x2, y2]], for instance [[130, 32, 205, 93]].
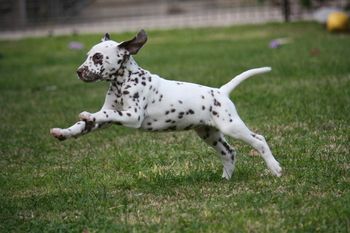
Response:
[[108, 73, 152, 109]]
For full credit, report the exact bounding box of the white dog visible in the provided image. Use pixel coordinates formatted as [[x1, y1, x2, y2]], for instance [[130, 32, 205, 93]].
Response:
[[51, 30, 282, 179]]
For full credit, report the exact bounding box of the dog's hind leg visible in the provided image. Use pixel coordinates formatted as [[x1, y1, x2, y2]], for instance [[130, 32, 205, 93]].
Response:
[[195, 126, 236, 180], [215, 115, 282, 177]]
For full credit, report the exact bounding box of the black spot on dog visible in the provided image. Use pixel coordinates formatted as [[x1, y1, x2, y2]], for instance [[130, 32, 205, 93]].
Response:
[[187, 109, 195, 115], [251, 134, 263, 141], [178, 112, 185, 118], [222, 141, 234, 154], [214, 99, 221, 106], [133, 92, 139, 99]]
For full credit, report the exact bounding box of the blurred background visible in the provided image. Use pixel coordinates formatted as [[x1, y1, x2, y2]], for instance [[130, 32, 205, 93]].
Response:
[[0, 1, 349, 232], [0, 0, 349, 39]]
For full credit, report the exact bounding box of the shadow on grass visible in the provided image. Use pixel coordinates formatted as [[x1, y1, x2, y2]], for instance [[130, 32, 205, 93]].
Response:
[[127, 168, 253, 195]]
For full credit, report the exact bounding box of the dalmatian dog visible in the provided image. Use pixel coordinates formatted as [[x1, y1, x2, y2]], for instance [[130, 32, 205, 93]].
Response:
[[50, 30, 282, 179]]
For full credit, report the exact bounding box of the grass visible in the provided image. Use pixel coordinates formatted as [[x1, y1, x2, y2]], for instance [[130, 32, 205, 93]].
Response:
[[0, 22, 349, 232]]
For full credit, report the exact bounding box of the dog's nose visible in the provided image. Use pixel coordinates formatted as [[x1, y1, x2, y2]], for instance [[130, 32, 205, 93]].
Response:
[[76, 67, 86, 79]]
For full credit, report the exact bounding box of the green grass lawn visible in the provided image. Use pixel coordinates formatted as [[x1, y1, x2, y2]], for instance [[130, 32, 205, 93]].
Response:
[[0, 22, 349, 232]]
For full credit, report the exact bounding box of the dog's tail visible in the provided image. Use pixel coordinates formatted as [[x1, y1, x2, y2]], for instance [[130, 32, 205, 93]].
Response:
[[219, 67, 271, 96]]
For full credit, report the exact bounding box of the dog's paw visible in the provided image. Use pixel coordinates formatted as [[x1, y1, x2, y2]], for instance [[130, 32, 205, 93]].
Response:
[[79, 111, 95, 122], [50, 128, 67, 141], [267, 159, 282, 177], [222, 165, 234, 180]]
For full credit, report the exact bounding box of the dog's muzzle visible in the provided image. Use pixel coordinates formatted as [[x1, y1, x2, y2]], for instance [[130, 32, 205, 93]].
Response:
[[76, 66, 101, 83]]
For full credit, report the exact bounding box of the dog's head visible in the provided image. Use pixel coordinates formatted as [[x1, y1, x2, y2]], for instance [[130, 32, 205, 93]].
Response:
[[76, 30, 147, 82]]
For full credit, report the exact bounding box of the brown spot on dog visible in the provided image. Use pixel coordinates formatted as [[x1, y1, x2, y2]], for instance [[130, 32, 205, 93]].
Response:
[[92, 53, 103, 65]]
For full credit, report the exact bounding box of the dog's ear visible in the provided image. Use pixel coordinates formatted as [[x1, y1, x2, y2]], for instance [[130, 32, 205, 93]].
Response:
[[119, 29, 147, 55], [101, 33, 111, 42]]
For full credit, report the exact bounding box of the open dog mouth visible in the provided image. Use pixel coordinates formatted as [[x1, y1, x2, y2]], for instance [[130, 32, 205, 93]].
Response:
[[76, 67, 102, 83]]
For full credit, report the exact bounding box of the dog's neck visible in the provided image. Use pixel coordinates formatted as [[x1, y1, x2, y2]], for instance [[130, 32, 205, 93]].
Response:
[[111, 56, 149, 86]]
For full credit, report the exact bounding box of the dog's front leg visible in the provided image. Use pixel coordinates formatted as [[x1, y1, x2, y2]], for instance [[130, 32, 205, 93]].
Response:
[[79, 107, 143, 128], [50, 120, 110, 141]]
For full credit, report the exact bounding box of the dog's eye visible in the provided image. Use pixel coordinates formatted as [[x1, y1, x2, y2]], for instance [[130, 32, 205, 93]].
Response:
[[92, 53, 103, 64]]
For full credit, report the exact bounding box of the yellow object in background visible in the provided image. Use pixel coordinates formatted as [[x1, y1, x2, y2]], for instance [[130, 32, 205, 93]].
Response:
[[327, 12, 349, 32]]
